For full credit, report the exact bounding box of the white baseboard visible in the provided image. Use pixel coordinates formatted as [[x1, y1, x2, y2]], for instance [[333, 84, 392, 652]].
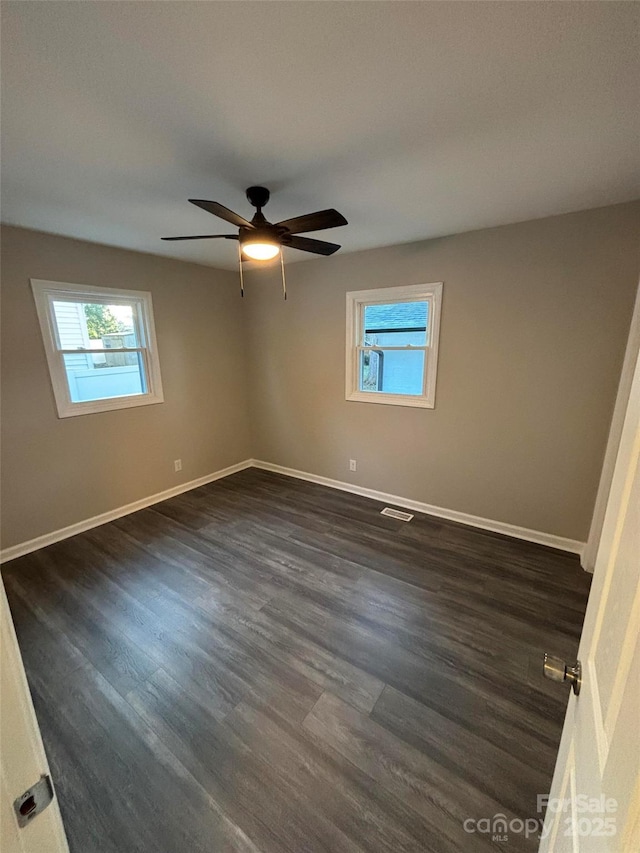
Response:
[[580, 551, 595, 573], [0, 456, 585, 564], [252, 459, 586, 556], [0, 459, 253, 564]]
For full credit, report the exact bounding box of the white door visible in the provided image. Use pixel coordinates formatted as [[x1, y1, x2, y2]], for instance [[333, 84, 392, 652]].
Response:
[[0, 577, 69, 853], [540, 347, 640, 851]]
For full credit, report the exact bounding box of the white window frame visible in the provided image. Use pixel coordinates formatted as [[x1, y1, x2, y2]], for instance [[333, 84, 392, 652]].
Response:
[[31, 279, 164, 418], [345, 282, 443, 409]]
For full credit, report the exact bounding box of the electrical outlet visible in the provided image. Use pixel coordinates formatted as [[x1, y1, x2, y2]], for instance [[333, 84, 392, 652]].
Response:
[[174, 459, 182, 472], [349, 459, 357, 472]]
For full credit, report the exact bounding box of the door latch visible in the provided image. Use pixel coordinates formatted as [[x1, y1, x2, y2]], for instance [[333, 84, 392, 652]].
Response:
[[543, 653, 582, 696], [13, 774, 54, 828]]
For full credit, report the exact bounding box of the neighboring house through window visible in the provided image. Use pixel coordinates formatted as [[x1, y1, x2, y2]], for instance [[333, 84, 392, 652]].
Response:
[[31, 279, 164, 417], [346, 282, 442, 408]]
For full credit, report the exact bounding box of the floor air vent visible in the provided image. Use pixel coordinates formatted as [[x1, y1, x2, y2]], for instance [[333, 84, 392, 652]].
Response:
[[380, 507, 414, 522]]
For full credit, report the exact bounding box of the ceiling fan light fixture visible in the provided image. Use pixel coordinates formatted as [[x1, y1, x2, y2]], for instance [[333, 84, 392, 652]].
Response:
[[163, 188, 347, 291], [241, 239, 280, 261]]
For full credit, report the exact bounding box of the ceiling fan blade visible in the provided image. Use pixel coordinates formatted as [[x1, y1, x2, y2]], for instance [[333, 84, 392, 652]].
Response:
[[286, 235, 341, 255], [276, 208, 347, 234], [189, 199, 254, 228], [161, 234, 238, 241]]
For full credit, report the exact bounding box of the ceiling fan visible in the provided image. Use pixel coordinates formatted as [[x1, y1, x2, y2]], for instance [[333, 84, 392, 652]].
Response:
[[162, 186, 348, 261]]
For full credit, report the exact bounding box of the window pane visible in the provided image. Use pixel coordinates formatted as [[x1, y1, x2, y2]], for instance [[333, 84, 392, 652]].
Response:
[[360, 349, 384, 391], [363, 301, 428, 346], [52, 300, 139, 349], [359, 349, 425, 396], [63, 352, 147, 402]]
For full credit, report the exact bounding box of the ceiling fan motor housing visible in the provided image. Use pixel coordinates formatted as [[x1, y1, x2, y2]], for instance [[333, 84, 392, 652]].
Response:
[[240, 224, 287, 246], [242, 187, 289, 250], [246, 186, 271, 209]]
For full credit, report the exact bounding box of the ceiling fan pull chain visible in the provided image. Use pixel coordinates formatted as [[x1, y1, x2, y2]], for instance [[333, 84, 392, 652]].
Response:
[[237, 241, 245, 298], [280, 251, 287, 301]]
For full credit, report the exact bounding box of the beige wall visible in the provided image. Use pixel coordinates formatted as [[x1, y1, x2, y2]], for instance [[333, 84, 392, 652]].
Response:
[[0, 225, 251, 549], [243, 202, 640, 542], [2, 203, 638, 551]]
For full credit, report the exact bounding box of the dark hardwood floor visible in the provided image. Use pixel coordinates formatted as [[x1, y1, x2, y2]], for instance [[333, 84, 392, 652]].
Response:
[[3, 468, 591, 852]]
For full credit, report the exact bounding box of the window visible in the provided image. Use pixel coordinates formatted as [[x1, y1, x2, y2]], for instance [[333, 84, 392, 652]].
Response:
[[31, 279, 164, 418], [346, 282, 442, 408]]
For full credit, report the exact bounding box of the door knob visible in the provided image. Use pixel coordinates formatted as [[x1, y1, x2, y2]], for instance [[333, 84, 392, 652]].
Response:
[[543, 653, 582, 695]]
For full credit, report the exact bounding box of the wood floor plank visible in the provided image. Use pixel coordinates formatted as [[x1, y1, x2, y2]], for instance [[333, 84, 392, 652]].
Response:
[[263, 588, 563, 765], [127, 667, 363, 853], [82, 519, 236, 603], [197, 592, 385, 714], [36, 536, 322, 726], [303, 691, 534, 851], [111, 508, 279, 603], [6, 551, 158, 698], [3, 585, 87, 685], [31, 660, 263, 853], [370, 684, 551, 817], [226, 697, 440, 853], [2, 467, 590, 853]]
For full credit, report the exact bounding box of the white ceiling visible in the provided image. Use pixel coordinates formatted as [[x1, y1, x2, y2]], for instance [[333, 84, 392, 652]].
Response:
[[2, 2, 639, 270]]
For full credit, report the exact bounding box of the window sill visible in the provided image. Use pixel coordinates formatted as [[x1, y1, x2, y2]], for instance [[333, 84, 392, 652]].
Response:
[[345, 390, 434, 409], [55, 392, 164, 419]]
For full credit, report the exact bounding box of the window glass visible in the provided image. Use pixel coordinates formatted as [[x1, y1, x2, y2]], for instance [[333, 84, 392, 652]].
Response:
[[52, 301, 140, 347], [346, 283, 442, 409], [53, 300, 144, 403], [62, 353, 146, 402], [363, 301, 429, 346], [360, 300, 429, 395], [32, 280, 163, 418], [359, 349, 425, 395]]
